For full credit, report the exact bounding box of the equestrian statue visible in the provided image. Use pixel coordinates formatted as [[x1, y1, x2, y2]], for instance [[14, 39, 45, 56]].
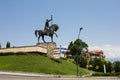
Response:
[[35, 15, 59, 43]]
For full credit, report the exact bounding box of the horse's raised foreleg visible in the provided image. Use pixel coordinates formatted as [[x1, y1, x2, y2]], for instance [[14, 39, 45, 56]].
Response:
[[42, 35, 46, 43]]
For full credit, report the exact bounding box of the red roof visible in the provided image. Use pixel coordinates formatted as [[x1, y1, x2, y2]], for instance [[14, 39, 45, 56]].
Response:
[[89, 50, 103, 54]]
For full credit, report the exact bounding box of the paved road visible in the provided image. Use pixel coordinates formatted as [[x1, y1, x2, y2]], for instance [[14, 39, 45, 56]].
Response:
[[0, 75, 120, 80], [0, 71, 119, 80]]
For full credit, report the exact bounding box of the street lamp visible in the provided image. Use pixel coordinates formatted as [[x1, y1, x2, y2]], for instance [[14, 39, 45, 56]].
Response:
[[76, 27, 83, 77], [78, 27, 83, 39]]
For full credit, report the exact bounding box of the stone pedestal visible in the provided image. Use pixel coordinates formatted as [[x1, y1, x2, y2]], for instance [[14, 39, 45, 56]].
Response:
[[36, 42, 57, 57]]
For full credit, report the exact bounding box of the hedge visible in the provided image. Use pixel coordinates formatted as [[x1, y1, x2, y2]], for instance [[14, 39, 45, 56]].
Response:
[[92, 72, 120, 76]]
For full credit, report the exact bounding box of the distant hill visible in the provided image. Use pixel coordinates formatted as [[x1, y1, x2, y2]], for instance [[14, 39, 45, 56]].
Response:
[[107, 58, 120, 62], [0, 53, 90, 75]]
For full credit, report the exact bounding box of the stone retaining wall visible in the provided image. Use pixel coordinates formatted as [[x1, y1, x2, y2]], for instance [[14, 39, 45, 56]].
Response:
[[36, 42, 57, 57], [0, 42, 57, 57], [0, 46, 47, 54]]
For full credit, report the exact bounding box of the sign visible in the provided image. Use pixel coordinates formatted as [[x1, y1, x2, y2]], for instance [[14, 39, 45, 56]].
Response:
[[61, 48, 67, 54], [53, 48, 60, 53], [53, 48, 60, 59]]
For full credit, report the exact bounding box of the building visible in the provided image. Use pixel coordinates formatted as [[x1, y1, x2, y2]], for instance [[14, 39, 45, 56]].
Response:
[[89, 50, 105, 58]]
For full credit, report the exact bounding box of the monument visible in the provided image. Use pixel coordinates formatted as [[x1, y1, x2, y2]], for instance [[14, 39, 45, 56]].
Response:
[[35, 15, 59, 57], [35, 15, 59, 43], [0, 15, 59, 58]]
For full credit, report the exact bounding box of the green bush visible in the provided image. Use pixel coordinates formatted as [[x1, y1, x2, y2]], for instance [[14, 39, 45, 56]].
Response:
[[0, 52, 27, 56], [0, 52, 14, 56], [116, 72, 120, 76], [92, 72, 118, 76], [92, 72, 120, 76], [15, 52, 27, 55]]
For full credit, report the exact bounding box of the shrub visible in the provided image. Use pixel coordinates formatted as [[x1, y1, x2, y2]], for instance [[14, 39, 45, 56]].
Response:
[[88, 64, 93, 70], [0, 52, 14, 56], [15, 52, 27, 55], [114, 61, 120, 72], [116, 72, 120, 76], [0, 52, 27, 56], [92, 72, 117, 76]]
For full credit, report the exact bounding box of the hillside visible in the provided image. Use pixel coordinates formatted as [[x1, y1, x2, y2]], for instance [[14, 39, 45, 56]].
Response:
[[0, 53, 90, 75]]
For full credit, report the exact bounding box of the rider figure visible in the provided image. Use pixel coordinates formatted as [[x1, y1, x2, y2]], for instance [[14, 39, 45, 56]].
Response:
[[44, 18, 52, 35]]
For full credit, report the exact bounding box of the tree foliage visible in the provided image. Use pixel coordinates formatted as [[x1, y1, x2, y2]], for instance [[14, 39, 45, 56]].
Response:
[[114, 61, 120, 72], [68, 38, 113, 73], [88, 57, 112, 72], [68, 39, 88, 56], [0, 43, 1, 48], [106, 61, 112, 72], [68, 42, 73, 50], [6, 41, 11, 48], [68, 39, 89, 68]]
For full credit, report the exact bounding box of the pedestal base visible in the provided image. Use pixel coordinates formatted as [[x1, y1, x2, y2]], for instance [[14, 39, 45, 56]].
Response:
[[36, 42, 57, 57]]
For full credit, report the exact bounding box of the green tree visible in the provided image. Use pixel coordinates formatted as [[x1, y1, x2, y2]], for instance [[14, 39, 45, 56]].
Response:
[[114, 61, 120, 72], [88, 59, 94, 70], [92, 57, 100, 71], [68, 39, 88, 56], [0, 43, 1, 48], [106, 61, 112, 72], [68, 39, 88, 68], [80, 52, 90, 68], [80, 56, 87, 68], [6, 41, 11, 48], [68, 41, 73, 50], [89, 57, 109, 72]]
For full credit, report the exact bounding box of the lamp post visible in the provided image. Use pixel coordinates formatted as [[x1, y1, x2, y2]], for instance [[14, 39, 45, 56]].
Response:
[[76, 27, 83, 77], [78, 27, 83, 39]]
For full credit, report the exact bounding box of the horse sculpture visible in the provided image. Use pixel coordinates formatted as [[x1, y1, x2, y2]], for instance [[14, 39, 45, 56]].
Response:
[[35, 24, 59, 43]]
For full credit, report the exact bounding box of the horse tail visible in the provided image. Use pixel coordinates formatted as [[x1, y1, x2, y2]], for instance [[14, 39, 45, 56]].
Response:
[[35, 30, 38, 37]]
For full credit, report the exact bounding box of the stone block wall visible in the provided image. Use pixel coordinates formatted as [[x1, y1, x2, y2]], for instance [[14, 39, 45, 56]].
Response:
[[0, 46, 47, 53], [36, 42, 57, 57]]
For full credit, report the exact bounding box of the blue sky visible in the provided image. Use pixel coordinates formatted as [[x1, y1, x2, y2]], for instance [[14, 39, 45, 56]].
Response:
[[0, 0, 120, 60]]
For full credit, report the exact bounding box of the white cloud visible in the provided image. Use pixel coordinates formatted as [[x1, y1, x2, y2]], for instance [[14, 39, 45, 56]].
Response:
[[89, 44, 120, 59]]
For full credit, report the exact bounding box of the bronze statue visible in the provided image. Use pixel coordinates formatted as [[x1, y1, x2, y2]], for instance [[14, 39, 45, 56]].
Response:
[[44, 15, 52, 35], [35, 16, 59, 43]]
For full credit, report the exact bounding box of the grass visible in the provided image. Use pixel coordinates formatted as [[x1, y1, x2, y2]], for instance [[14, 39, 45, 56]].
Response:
[[0, 53, 90, 75]]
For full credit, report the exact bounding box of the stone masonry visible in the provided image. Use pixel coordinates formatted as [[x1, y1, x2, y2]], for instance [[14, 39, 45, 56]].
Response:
[[36, 42, 57, 57], [0, 46, 47, 53]]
